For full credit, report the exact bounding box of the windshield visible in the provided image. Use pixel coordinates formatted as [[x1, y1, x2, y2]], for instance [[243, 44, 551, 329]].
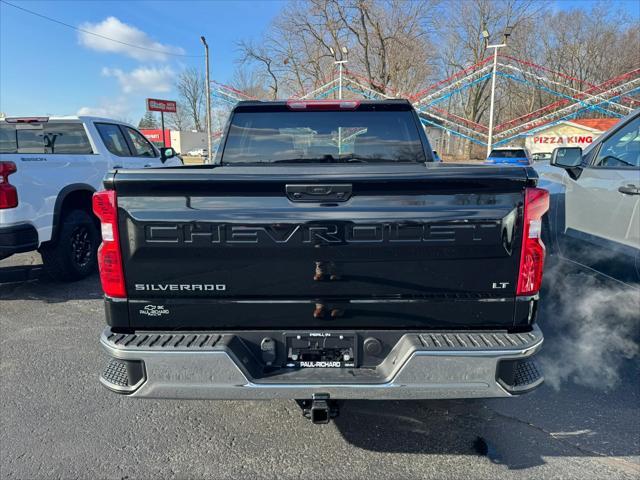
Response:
[[219, 110, 427, 164]]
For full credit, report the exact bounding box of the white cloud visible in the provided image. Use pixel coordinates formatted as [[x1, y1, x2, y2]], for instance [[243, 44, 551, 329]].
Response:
[[77, 97, 131, 120], [102, 65, 175, 93], [78, 17, 184, 61]]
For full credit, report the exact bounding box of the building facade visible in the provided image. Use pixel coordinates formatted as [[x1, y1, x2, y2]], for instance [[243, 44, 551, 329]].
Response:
[[524, 118, 619, 155], [140, 129, 208, 155]]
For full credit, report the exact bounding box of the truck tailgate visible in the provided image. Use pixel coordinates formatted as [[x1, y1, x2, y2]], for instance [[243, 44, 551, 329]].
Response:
[[108, 164, 535, 330]]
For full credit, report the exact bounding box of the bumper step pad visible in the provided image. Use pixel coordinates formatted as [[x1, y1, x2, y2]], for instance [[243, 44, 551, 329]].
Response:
[[497, 357, 544, 394], [105, 332, 221, 350], [103, 330, 539, 353], [100, 358, 146, 393], [418, 331, 538, 350], [514, 358, 542, 387]]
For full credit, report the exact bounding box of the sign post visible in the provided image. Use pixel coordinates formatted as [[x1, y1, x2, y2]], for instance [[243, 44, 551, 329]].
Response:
[[146, 98, 177, 148]]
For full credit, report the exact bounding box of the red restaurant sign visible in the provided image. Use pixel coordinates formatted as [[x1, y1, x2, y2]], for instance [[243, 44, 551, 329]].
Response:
[[146, 98, 177, 113], [140, 129, 171, 147], [533, 135, 593, 145]]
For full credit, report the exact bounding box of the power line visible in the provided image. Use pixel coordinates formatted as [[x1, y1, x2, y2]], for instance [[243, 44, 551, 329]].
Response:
[[0, 0, 203, 58]]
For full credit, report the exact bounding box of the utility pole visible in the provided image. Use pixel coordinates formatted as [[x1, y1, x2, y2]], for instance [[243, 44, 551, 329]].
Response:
[[338, 61, 344, 99], [483, 26, 513, 157], [330, 46, 348, 100], [160, 110, 165, 147], [201, 36, 213, 164]]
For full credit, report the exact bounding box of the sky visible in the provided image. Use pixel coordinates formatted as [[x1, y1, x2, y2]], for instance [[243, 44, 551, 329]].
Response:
[[0, 0, 284, 121], [1, 0, 638, 123]]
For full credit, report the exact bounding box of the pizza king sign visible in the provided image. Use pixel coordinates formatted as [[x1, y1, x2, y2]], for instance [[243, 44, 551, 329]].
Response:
[[533, 134, 593, 146], [146, 98, 177, 113], [525, 122, 600, 154]]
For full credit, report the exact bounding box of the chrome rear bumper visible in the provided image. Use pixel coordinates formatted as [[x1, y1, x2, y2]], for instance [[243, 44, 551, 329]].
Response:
[[100, 326, 544, 400]]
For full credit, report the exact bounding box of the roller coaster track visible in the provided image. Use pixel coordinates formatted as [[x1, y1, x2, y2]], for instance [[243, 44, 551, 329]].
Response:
[[210, 55, 639, 148]]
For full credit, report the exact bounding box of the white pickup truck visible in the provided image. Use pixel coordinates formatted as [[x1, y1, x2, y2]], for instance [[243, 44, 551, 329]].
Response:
[[0, 116, 181, 280]]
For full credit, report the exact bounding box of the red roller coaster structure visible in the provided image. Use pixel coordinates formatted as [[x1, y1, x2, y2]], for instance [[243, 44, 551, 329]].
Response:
[[210, 55, 639, 150]]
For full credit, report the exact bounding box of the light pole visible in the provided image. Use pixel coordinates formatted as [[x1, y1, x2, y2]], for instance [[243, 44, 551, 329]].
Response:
[[330, 46, 348, 99], [201, 36, 213, 164], [483, 26, 513, 157]]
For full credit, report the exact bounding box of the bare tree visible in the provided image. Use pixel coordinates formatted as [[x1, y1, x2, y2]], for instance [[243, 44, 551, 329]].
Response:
[[440, 1, 541, 118], [175, 68, 205, 131], [237, 41, 281, 99], [434, 0, 545, 156], [165, 101, 193, 132], [541, 6, 640, 88], [232, 66, 272, 100], [439, 0, 639, 128], [232, 0, 639, 158], [236, 0, 440, 98], [335, 0, 438, 94]]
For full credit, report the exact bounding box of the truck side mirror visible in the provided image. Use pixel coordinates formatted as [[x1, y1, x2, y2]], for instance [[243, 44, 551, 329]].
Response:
[[551, 147, 583, 180], [160, 147, 176, 163]]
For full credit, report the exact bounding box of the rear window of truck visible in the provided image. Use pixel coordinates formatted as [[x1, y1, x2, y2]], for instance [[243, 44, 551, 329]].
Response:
[[0, 122, 93, 154], [0, 124, 17, 153], [220, 110, 427, 164], [489, 149, 527, 158]]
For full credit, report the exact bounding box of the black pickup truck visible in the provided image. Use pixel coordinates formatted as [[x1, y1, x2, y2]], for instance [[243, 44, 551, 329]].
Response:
[[95, 99, 548, 423]]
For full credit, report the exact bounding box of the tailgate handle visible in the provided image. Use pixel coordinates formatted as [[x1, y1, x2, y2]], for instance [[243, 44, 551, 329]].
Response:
[[286, 184, 352, 202]]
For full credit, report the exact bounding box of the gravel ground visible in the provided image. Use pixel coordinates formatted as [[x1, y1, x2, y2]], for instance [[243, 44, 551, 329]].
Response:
[[1, 252, 638, 479]]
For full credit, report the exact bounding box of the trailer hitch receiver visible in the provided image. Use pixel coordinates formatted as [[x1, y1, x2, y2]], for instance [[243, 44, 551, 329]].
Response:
[[296, 393, 339, 424]]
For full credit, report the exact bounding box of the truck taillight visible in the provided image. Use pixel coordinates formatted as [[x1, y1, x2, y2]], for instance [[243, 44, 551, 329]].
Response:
[[92, 190, 126, 298], [0, 161, 18, 209], [517, 187, 550, 296]]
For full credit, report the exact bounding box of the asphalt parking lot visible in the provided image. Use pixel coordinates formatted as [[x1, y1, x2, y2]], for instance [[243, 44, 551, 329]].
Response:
[[1, 252, 639, 480]]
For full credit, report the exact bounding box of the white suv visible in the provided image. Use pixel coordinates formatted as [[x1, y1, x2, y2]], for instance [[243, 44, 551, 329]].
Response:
[[540, 109, 640, 285], [0, 116, 181, 280]]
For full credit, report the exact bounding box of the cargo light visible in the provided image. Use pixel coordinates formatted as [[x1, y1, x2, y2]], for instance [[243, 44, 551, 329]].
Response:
[[0, 161, 18, 209], [92, 190, 126, 298], [286, 100, 360, 110], [517, 187, 550, 296]]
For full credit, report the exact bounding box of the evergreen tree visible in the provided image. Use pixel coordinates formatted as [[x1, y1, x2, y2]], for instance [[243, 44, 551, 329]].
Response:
[[138, 111, 158, 129]]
